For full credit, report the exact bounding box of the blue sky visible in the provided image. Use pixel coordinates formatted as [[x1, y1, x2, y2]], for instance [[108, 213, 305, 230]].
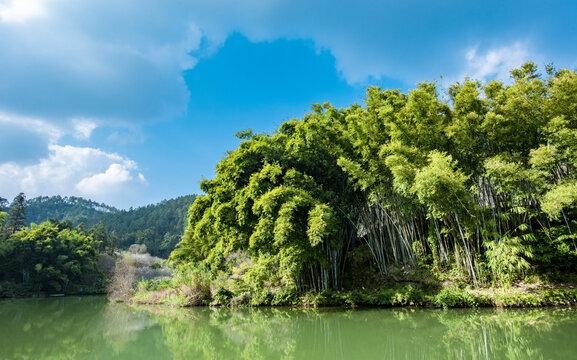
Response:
[[0, 0, 576, 208]]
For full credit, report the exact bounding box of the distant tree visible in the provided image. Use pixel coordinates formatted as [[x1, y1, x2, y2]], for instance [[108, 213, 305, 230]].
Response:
[[25, 195, 118, 226], [4, 193, 26, 236], [109, 230, 119, 251], [98, 195, 196, 257], [46, 217, 74, 231], [0, 196, 8, 238], [0, 196, 7, 212], [90, 222, 114, 253], [16, 194, 195, 257]]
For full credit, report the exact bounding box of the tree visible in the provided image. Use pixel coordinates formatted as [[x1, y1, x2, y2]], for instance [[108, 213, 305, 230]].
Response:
[[0, 196, 7, 212], [0, 196, 8, 239], [4, 193, 26, 236], [0, 221, 104, 293], [171, 62, 577, 291]]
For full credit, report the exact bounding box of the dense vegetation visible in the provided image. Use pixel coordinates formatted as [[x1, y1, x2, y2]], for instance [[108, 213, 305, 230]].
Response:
[[168, 63, 577, 302], [0, 217, 105, 296], [98, 195, 196, 258], [6, 194, 196, 258], [0, 193, 192, 297], [25, 196, 117, 226]]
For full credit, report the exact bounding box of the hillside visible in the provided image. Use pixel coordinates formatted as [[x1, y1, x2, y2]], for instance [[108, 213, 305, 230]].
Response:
[[25, 195, 118, 226], [6, 194, 196, 258], [99, 195, 196, 258]]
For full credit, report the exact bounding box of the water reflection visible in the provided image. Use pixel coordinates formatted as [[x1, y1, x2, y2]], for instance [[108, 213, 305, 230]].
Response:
[[141, 305, 577, 360], [1, 297, 576, 359], [0, 296, 167, 360]]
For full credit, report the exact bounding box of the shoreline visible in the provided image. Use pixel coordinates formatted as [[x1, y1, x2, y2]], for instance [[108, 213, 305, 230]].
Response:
[[3, 286, 576, 309], [129, 285, 577, 309]]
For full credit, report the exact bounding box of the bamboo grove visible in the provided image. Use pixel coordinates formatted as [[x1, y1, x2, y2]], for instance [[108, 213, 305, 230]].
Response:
[[171, 63, 577, 291]]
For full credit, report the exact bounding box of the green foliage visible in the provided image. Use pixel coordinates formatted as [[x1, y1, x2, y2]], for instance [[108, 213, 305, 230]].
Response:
[[0, 211, 7, 239], [339, 285, 426, 306], [100, 195, 196, 257], [412, 151, 472, 219], [137, 277, 171, 292], [172, 104, 355, 291], [541, 181, 577, 219], [170, 62, 577, 295], [542, 289, 577, 305], [247, 287, 301, 306], [24, 195, 117, 226], [4, 193, 27, 236], [434, 288, 476, 308], [211, 286, 234, 306], [0, 196, 7, 212], [132, 264, 212, 306], [271, 287, 300, 305], [301, 290, 334, 307], [0, 220, 104, 296], [15, 194, 196, 258], [531, 222, 577, 275], [484, 236, 533, 286]]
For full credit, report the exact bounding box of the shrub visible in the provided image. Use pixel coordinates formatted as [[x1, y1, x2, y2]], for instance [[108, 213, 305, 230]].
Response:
[[484, 235, 533, 286], [211, 286, 234, 306], [173, 265, 212, 306], [271, 287, 299, 305], [250, 289, 273, 306], [390, 285, 425, 306], [230, 292, 252, 307], [434, 288, 476, 308], [108, 262, 137, 300], [342, 290, 371, 306]]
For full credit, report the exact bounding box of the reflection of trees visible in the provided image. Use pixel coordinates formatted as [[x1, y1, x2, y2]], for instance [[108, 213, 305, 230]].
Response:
[[142, 306, 577, 360], [2, 298, 577, 360], [0, 296, 166, 360], [436, 308, 577, 360], [0, 296, 107, 359], [96, 299, 165, 358]]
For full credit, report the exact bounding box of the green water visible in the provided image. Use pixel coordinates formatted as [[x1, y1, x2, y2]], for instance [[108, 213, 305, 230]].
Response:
[[1, 296, 577, 359]]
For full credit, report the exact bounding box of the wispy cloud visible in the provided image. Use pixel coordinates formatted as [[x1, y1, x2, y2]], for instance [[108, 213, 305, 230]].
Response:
[[0, 112, 63, 143], [463, 43, 533, 82], [0, 0, 200, 126], [72, 118, 98, 140], [0, 145, 146, 208]]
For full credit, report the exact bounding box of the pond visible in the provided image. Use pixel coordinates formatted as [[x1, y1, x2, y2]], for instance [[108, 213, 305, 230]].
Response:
[[1, 296, 576, 359]]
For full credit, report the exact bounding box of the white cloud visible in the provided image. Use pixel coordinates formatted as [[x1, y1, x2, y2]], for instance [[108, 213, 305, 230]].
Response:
[[0, 113, 103, 164], [76, 163, 146, 195], [0, 112, 63, 143], [72, 118, 98, 140], [0, 0, 571, 128], [463, 43, 533, 81], [0, 145, 146, 208], [0, 0, 47, 23]]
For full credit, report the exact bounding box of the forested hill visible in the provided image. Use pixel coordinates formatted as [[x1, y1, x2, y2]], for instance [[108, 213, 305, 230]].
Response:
[[25, 196, 118, 226], [98, 195, 196, 258], [11, 194, 196, 258]]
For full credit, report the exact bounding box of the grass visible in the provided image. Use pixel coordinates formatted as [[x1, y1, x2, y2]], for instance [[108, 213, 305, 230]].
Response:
[[131, 278, 577, 308]]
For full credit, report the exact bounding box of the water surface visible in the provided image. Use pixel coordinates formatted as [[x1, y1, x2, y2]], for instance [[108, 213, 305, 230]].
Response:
[[1, 296, 576, 359]]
